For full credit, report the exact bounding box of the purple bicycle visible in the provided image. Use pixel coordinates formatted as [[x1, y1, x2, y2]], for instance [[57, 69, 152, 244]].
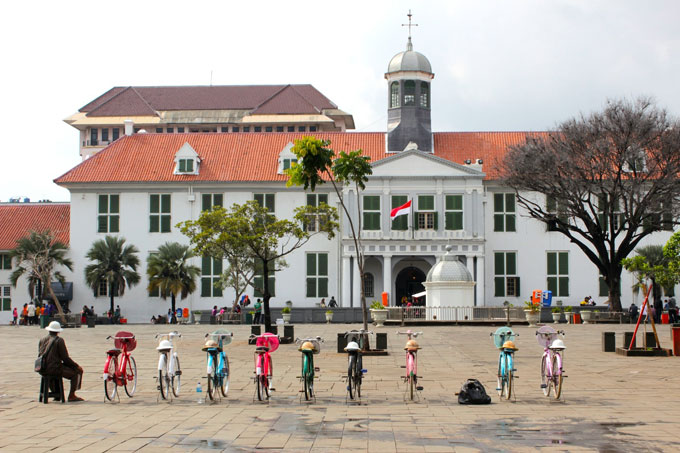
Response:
[[536, 326, 566, 400]]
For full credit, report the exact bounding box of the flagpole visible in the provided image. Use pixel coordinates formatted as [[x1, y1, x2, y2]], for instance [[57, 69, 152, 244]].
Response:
[[411, 199, 414, 240]]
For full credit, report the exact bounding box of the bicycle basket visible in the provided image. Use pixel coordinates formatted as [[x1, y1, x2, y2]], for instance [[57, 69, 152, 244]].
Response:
[[536, 326, 558, 348], [298, 338, 321, 354], [492, 327, 516, 349], [210, 329, 233, 346], [114, 331, 136, 351], [256, 332, 279, 353]]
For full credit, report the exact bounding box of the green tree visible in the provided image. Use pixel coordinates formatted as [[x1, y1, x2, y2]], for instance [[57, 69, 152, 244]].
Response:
[[621, 245, 672, 309], [10, 230, 73, 323], [499, 98, 680, 311], [286, 137, 373, 332], [146, 242, 201, 313], [84, 235, 141, 314], [180, 200, 338, 332]]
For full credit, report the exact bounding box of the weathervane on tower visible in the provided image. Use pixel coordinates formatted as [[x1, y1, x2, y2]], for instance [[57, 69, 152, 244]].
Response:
[[401, 10, 418, 51]]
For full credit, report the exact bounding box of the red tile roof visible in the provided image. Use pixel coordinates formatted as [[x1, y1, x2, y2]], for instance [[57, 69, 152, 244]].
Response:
[[0, 204, 70, 250], [54, 131, 551, 185], [79, 85, 337, 117]]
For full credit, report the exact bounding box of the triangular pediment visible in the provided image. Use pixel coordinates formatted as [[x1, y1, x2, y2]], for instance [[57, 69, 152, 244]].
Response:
[[371, 150, 484, 178]]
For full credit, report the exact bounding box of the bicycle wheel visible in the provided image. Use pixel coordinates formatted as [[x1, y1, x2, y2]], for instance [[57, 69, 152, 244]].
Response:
[[207, 370, 218, 401], [504, 355, 513, 400], [260, 375, 270, 400], [496, 358, 503, 397], [408, 352, 416, 401], [541, 355, 551, 397], [124, 356, 137, 397], [172, 355, 181, 397], [159, 365, 169, 400], [552, 353, 563, 400], [220, 354, 230, 397], [104, 356, 117, 401], [347, 354, 356, 399]]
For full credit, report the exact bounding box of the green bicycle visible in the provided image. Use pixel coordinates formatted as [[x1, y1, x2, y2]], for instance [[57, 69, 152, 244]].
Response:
[[296, 336, 323, 401]]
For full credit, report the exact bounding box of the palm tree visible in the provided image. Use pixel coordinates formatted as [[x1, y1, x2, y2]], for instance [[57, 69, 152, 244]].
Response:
[[10, 230, 73, 323], [146, 242, 200, 312], [84, 235, 140, 314]]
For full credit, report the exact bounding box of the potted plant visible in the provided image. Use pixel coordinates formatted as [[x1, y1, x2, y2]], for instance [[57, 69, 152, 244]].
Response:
[[581, 308, 593, 324], [192, 310, 202, 324], [285, 300, 293, 308], [524, 300, 540, 327], [563, 306, 574, 323], [551, 306, 562, 323], [325, 309, 334, 323], [281, 306, 292, 324], [370, 300, 388, 327]]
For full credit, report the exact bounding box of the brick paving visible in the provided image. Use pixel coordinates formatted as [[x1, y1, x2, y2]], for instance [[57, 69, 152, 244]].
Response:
[[0, 321, 678, 452]]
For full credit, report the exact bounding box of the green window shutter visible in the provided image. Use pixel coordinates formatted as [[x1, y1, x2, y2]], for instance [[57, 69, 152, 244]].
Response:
[[306, 278, 316, 297], [446, 195, 462, 210], [418, 195, 434, 210], [506, 253, 516, 275], [254, 194, 264, 206], [99, 195, 108, 213], [319, 194, 328, 205], [318, 253, 328, 276], [202, 194, 211, 211], [452, 212, 463, 230], [2, 255, 10, 269], [179, 159, 186, 172], [547, 253, 557, 275], [98, 215, 108, 233], [413, 213, 419, 230], [201, 277, 212, 297], [2, 298, 10, 311], [445, 212, 454, 230], [494, 253, 504, 275], [494, 277, 505, 297], [161, 194, 171, 213], [318, 277, 328, 297], [494, 193, 504, 212], [214, 194, 223, 207], [268, 276, 276, 296], [364, 212, 380, 230], [505, 214, 516, 232], [265, 194, 275, 212], [559, 277, 569, 296], [161, 215, 171, 233], [547, 277, 557, 294], [391, 196, 408, 230], [505, 194, 515, 212], [110, 194, 119, 213], [433, 212, 438, 230], [109, 215, 119, 233], [516, 277, 521, 296], [363, 196, 379, 210], [253, 276, 263, 297], [150, 216, 159, 233], [187, 159, 194, 172], [559, 252, 568, 275], [283, 159, 290, 170], [307, 194, 316, 207], [213, 258, 222, 274], [307, 253, 316, 276], [202, 256, 211, 275], [213, 278, 223, 297], [150, 194, 159, 213], [494, 214, 504, 232]]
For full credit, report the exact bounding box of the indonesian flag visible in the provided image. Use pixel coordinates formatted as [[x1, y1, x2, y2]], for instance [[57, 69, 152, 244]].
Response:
[[390, 199, 412, 220]]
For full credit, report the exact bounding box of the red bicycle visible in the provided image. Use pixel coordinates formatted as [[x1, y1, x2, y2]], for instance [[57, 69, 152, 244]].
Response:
[[249, 332, 279, 401], [103, 331, 137, 401]]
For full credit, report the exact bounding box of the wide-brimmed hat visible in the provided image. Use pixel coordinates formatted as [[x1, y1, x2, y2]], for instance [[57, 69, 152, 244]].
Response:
[[45, 321, 63, 332]]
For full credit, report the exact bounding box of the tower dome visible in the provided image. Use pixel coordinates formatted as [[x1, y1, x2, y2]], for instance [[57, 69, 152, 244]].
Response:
[[387, 38, 433, 75], [426, 246, 473, 283]]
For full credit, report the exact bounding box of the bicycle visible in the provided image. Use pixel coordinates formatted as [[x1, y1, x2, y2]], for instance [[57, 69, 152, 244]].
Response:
[[343, 329, 372, 401], [155, 331, 182, 400], [103, 331, 137, 401], [397, 330, 423, 401], [295, 336, 323, 401], [491, 327, 518, 400], [202, 330, 233, 401], [250, 332, 279, 401], [536, 326, 566, 400]]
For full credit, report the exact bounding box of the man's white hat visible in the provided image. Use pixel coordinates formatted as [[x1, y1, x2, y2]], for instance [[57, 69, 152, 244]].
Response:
[[45, 321, 63, 332]]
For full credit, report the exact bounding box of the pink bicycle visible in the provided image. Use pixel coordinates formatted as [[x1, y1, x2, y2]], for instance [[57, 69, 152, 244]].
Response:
[[397, 330, 423, 401], [103, 331, 137, 401], [249, 332, 279, 401], [536, 326, 566, 399]]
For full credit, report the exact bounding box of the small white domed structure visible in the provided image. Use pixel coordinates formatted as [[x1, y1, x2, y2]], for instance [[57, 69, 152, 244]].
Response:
[[424, 246, 476, 320]]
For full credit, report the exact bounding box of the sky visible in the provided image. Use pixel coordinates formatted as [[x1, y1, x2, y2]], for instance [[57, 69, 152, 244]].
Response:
[[2, 0, 680, 202]]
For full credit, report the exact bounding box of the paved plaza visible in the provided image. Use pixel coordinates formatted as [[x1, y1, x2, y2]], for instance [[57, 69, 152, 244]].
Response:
[[0, 321, 678, 452]]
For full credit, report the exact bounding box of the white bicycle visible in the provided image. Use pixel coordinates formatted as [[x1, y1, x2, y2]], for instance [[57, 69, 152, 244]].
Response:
[[155, 331, 182, 400]]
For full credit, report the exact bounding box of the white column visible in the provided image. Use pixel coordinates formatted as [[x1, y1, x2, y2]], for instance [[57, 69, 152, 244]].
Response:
[[476, 255, 485, 307], [352, 257, 361, 308], [342, 256, 351, 308], [383, 255, 392, 305], [465, 255, 474, 277]]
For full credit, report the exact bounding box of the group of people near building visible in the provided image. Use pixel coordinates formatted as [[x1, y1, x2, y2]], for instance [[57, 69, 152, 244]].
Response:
[[13, 301, 62, 326]]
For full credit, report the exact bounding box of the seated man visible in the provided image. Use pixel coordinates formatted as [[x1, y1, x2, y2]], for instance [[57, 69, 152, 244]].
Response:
[[38, 321, 84, 402]]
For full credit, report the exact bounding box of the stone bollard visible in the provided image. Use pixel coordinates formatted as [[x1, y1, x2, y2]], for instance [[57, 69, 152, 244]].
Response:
[[624, 331, 636, 349], [602, 331, 616, 352]]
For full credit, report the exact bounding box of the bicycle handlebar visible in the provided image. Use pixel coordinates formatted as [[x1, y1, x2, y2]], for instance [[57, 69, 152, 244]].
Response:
[[205, 332, 233, 338], [397, 331, 423, 337], [295, 336, 325, 343], [106, 335, 136, 340], [155, 332, 181, 339], [343, 330, 373, 337], [248, 334, 280, 340]]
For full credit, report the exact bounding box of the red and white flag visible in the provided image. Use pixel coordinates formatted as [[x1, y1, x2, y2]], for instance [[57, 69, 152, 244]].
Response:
[[390, 199, 412, 220]]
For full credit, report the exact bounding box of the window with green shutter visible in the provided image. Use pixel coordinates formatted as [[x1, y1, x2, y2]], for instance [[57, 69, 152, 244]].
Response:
[[200, 256, 223, 297], [306, 253, 328, 298], [493, 193, 516, 232], [416, 195, 436, 230], [177, 158, 195, 173], [252, 259, 275, 297], [391, 195, 408, 230], [547, 251, 569, 297], [0, 254, 11, 270], [201, 193, 224, 212], [97, 194, 119, 233], [1, 286, 10, 311], [445, 195, 463, 230], [305, 193, 329, 232], [363, 195, 381, 230], [254, 193, 275, 213], [494, 251, 519, 297], [150, 194, 171, 233]]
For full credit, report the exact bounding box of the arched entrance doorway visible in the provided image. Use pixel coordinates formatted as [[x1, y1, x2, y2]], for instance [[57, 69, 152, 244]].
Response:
[[395, 266, 426, 306]]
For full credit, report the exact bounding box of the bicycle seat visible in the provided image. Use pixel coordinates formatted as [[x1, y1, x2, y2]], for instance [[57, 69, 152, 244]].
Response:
[[255, 346, 270, 353], [107, 348, 122, 356]]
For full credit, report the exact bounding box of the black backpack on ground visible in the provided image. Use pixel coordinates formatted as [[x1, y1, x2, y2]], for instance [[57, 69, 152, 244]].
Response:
[[457, 379, 491, 404]]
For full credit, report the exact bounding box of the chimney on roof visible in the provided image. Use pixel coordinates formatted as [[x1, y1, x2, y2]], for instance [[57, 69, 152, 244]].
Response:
[[124, 119, 134, 136]]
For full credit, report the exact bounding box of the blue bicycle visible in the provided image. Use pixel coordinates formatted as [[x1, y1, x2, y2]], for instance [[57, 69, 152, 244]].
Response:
[[202, 330, 232, 401], [491, 327, 518, 400]]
